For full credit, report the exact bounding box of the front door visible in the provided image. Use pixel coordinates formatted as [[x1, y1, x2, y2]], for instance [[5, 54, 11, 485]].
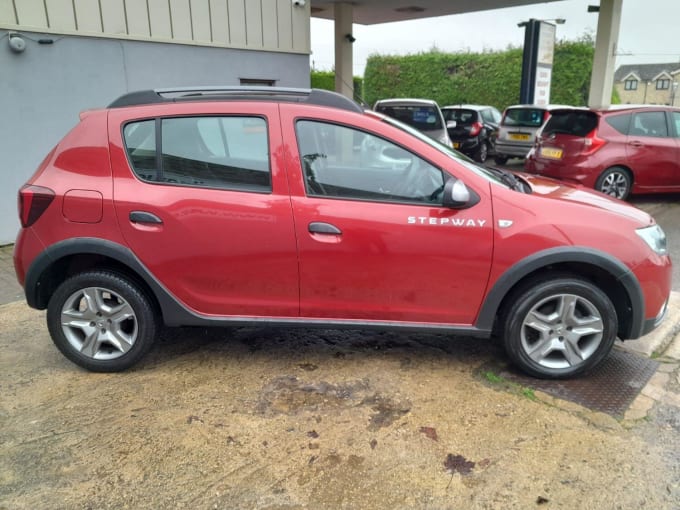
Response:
[[285, 114, 493, 325]]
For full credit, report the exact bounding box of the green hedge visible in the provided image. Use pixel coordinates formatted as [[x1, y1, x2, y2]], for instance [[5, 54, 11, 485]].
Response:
[[363, 37, 614, 110], [311, 71, 364, 102]]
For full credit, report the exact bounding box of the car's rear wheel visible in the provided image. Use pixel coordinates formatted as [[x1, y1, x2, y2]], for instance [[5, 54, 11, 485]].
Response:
[[47, 271, 158, 372], [474, 141, 488, 163], [595, 166, 632, 200], [494, 155, 508, 165], [502, 275, 617, 379]]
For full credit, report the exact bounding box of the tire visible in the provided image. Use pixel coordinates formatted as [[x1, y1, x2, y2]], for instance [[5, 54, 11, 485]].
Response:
[[502, 275, 617, 379], [494, 155, 508, 165], [474, 141, 489, 163], [595, 166, 632, 200], [47, 270, 158, 372]]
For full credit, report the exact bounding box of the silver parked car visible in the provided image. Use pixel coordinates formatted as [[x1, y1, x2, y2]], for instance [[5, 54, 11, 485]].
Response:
[[494, 104, 570, 164], [374, 98, 452, 146]]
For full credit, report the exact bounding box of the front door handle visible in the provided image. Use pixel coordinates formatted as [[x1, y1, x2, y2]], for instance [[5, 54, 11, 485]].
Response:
[[308, 222, 342, 235], [129, 211, 163, 225]]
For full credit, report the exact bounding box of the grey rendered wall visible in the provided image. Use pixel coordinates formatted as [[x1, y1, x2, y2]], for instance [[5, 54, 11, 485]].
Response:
[[0, 30, 309, 244]]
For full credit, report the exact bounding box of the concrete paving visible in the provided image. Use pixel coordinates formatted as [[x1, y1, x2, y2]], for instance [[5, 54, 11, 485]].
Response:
[[0, 244, 22, 305]]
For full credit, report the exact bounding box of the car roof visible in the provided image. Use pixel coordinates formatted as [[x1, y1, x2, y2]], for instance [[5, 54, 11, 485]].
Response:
[[441, 104, 493, 111], [503, 104, 573, 111], [374, 98, 439, 107], [108, 86, 364, 114]]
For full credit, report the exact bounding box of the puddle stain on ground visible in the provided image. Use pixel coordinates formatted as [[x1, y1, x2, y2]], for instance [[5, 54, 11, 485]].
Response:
[[256, 376, 411, 430]]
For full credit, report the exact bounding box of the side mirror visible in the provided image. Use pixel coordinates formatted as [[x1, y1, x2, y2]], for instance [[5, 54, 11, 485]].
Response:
[[442, 178, 480, 209], [446, 120, 457, 129]]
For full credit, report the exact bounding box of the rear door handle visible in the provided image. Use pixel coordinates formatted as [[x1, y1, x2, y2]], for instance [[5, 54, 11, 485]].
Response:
[[129, 211, 163, 225], [308, 222, 342, 235], [628, 140, 644, 147]]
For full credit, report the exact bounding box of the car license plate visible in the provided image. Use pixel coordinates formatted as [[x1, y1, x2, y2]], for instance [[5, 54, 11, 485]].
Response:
[[453, 142, 460, 149], [540, 147, 563, 159], [508, 133, 530, 141]]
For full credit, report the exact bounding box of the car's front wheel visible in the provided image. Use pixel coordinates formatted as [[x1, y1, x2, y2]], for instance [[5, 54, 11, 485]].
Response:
[[502, 275, 617, 379], [595, 166, 632, 200], [47, 270, 158, 372]]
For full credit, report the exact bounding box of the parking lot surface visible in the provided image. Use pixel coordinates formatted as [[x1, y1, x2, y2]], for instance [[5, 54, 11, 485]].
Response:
[[1, 191, 680, 509]]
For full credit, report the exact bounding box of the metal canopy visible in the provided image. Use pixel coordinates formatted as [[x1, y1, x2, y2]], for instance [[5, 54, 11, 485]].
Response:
[[310, 0, 562, 25]]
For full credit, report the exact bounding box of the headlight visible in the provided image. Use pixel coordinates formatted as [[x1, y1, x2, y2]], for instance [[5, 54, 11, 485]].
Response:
[[636, 224, 667, 255]]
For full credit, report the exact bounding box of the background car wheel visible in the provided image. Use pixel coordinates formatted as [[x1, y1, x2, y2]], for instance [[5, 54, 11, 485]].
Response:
[[494, 155, 508, 165], [47, 270, 158, 372], [474, 141, 488, 163], [502, 275, 617, 379], [595, 166, 631, 200]]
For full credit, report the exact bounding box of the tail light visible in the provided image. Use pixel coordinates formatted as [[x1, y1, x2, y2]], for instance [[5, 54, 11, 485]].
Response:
[[582, 128, 606, 155], [18, 185, 55, 228], [469, 121, 483, 136]]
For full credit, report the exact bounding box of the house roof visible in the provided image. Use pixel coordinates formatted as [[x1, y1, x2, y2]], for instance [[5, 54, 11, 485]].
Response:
[[615, 63, 680, 82]]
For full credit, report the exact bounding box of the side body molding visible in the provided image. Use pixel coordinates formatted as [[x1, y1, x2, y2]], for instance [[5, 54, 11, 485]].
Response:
[[475, 246, 645, 339]]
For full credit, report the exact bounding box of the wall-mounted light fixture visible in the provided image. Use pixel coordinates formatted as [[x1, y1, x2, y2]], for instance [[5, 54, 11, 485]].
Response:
[[345, 33, 356, 43], [8, 33, 26, 53]]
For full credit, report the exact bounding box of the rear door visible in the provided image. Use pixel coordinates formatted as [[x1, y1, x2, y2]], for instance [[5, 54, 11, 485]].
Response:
[[626, 110, 679, 189], [109, 102, 299, 317], [280, 104, 494, 325]]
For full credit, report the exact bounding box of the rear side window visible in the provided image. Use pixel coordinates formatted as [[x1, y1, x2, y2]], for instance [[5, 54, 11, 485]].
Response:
[[605, 113, 631, 135], [629, 111, 669, 138], [542, 111, 598, 137], [376, 105, 443, 130], [123, 116, 270, 192], [502, 108, 545, 128]]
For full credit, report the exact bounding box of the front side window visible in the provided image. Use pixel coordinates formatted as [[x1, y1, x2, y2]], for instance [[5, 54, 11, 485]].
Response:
[[656, 79, 670, 90], [296, 120, 445, 205], [624, 79, 638, 91], [123, 116, 270, 192]]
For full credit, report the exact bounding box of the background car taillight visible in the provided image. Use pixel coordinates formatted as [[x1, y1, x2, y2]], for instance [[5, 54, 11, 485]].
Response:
[[469, 121, 483, 136], [18, 185, 55, 227], [582, 128, 606, 155]]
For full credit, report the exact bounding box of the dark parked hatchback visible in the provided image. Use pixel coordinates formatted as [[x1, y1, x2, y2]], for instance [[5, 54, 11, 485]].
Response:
[[441, 105, 502, 163], [525, 106, 680, 199]]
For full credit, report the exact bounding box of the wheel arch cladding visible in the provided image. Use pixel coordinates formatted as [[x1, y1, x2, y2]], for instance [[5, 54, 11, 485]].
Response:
[[25, 238, 167, 319], [477, 247, 644, 340]]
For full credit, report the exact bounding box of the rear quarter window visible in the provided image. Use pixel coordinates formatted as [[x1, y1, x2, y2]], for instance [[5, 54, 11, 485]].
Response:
[[605, 113, 631, 135]]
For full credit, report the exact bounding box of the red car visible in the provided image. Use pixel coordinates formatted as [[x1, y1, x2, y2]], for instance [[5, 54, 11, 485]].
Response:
[[14, 87, 671, 378], [525, 106, 680, 199]]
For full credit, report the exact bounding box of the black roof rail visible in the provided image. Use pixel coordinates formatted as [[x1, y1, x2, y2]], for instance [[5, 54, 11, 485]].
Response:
[[107, 86, 364, 113]]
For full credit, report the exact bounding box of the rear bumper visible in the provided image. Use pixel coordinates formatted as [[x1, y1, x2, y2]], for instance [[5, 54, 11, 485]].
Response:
[[495, 140, 532, 158]]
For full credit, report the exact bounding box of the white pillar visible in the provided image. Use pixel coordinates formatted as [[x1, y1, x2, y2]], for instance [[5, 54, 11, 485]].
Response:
[[588, 0, 623, 108], [334, 2, 354, 98]]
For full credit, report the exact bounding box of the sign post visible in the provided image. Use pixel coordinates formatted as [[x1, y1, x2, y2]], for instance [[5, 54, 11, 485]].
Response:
[[519, 19, 558, 105]]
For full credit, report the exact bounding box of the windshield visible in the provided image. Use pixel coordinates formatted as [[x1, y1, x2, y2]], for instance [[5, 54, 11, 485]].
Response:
[[375, 104, 443, 131], [376, 112, 511, 189]]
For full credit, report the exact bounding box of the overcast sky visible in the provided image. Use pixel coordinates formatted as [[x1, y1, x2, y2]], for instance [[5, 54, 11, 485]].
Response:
[[310, 0, 680, 75]]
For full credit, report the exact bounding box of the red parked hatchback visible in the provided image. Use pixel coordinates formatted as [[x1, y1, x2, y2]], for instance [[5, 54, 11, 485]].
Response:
[[14, 87, 672, 378], [525, 106, 680, 199]]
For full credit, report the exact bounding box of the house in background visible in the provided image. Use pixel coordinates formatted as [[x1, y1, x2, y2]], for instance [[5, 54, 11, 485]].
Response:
[[614, 62, 680, 106]]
